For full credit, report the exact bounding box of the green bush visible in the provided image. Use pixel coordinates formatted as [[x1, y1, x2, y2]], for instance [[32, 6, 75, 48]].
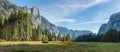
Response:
[[0, 39, 6, 42], [42, 35, 48, 43]]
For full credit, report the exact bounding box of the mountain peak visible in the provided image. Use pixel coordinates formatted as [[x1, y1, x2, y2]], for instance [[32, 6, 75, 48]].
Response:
[[31, 6, 40, 18], [110, 12, 120, 23], [98, 12, 120, 35]]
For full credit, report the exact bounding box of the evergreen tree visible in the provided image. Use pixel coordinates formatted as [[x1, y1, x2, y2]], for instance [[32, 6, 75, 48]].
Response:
[[0, 15, 4, 26], [102, 29, 119, 42], [42, 35, 48, 43], [72, 32, 75, 41], [57, 33, 61, 41], [65, 33, 72, 41], [12, 22, 18, 41], [36, 25, 43, 41], [0, 15, 4, 39], [31, 28, 37, 41], [62, 34, 66, 41]]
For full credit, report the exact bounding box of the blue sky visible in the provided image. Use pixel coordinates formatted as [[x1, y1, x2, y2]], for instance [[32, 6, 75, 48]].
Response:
[[9, 0, 120, 33]]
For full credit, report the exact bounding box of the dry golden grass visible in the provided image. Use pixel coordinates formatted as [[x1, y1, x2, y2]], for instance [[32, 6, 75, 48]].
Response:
[[0, 41, 70, 46], [0, 41, 42, 45]]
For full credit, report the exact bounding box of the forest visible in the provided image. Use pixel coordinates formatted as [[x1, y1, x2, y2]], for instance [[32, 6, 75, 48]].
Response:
[[0, 10, 73, 42]]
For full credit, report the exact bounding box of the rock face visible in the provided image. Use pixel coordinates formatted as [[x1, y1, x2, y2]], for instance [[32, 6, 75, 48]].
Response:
[[98, 12, 120, 35], [98, 24, 107, 35], [31, 6, 40, 18], [41, 16, 59, 34], [1, 0, 92, 36], [22, 6, 41, 28]]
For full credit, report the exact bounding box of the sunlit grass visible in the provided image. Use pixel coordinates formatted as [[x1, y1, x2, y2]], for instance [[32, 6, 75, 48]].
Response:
[[0, 41, 70, 46], [0, 41, 42, 46]]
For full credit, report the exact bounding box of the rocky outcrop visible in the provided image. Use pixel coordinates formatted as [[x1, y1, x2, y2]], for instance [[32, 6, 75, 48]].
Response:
[[31, 6, 40, 18], [98, 12, 120, 35], [22, 6, 41, 28]]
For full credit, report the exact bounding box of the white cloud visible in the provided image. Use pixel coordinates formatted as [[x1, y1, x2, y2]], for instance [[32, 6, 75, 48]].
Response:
[[81, 0, 109, 7], [40, 0, 110, 24], [50, 18, 75, 23], [79, 19, 108, 25]]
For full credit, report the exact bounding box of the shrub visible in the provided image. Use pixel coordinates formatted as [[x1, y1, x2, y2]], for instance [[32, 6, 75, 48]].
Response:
[[42, 35, 48, 43], [0, 39, 6, 42]]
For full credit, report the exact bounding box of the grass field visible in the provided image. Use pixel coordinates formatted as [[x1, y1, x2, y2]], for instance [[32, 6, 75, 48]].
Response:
[[0, 41, 119, 52]]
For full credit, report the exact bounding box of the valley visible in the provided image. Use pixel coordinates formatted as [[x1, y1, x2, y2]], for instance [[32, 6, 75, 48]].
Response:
[[0, 0, 120, 52]]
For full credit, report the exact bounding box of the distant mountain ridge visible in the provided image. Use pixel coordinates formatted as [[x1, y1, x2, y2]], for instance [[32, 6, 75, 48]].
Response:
[[0, 0, 92, 36], [98, 12, 120, 35]]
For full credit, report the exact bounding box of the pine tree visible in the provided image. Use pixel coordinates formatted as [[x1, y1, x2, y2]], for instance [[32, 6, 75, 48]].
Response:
[[36, 25, 43, 41], [72, 32, 75, 41], [62, 34, 66, 41], [12, 22, 18, 41], [57, 33, 61, 41], [66, 33, 72, 41], [0, 15, 4, 39], [42, 35, 48, 43], [32, 28, 37, 41], [0, 14, 4, 26]]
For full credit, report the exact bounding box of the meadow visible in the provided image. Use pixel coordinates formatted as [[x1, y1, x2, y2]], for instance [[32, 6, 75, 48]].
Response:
[[0, 41, 119, 52]]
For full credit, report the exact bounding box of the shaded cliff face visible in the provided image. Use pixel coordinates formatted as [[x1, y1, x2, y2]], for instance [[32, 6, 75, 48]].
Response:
[[98, 12, 120, 35], [1, 0, 92, 36], [98, 24, 107, 35]]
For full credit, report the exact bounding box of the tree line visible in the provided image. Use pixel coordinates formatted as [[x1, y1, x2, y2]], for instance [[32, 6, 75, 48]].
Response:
[[75, 33, 102, 42], [75, 28, 120, 42], [0, 10, 73, 42]]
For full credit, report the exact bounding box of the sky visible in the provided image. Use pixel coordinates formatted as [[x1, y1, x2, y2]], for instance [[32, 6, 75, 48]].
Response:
[[9, 0, 120, 33]]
